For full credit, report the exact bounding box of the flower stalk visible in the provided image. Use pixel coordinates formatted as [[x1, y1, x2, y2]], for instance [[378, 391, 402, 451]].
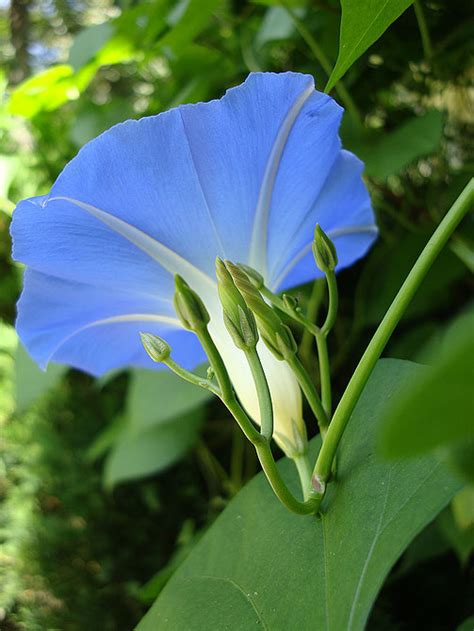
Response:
[[311, 178, 474, 509]]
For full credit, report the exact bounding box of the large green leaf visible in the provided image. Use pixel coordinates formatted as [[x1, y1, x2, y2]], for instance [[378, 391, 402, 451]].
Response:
[[326, 0, 414, 91], [137, 360, 459, 630]]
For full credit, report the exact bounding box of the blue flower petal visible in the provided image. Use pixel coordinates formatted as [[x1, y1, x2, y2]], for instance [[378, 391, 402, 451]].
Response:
[[17, 270, 204, 374], [270, 151, 377, 289], [11, 196, 175, 296], [12, 72, 377, 377]]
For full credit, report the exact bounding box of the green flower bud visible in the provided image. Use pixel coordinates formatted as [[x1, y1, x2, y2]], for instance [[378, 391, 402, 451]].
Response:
[[237, 263, 264, 290], [140, 332, 171, 363], [312, 224, 338, 273], [173, 275, 210, 331], [226, 261, 297, 361], [216, 257, 258, 350]]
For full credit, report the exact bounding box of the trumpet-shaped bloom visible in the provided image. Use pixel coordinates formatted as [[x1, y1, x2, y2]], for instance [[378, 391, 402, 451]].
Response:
[[11, 72, 377, 452]]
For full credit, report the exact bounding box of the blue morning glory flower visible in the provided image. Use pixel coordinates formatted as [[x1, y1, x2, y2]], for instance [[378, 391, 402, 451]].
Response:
[[11, 72, 377, 451]]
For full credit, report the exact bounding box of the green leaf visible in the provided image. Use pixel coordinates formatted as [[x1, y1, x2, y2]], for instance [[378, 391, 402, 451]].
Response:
[[127, 366, 211, 431], [69, 23, 114, 71], [378, 312, 474, 459], [358, 234, 466, 327], [326, 0, 414, 91], [457, 617, 474, 631], [137, 360, 459, 631], [341, 110, 444, 180], [104, 408, 204, 487], [159, 0, 222, 53], [15, 342, 66, 412], [103, 367, 211, 486], [7, 64, 95, 118], [255, 7, 298, 48]]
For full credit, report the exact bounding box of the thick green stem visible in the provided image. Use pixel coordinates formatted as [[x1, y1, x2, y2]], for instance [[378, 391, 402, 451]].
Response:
[[245, 348, 274, 440], [312, 179, 474, 491], [287, 354, 329, 433], [255, 442, 319, 514]]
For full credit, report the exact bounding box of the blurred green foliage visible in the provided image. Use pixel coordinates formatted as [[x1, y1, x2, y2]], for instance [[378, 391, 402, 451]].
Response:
[[0, 0, 473, 628]]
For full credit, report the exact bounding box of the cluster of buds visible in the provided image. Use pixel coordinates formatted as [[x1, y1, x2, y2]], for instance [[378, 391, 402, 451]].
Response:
[[140, 225, 339, 515]]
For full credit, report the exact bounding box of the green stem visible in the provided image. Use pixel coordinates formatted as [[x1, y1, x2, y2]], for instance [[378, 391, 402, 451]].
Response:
[[164, 357, 220, 396], [287, 354, 329, 433], [312, 178, 474, 491], [261, 286, 319, 336], [299, 278, 325, 361], [255, 442, 319, 514], [292, 452, 313, 500], [321, 271, 338, 336], [282, 2, 363, 128], [245, 348, 274, 440], [197, 327, 234, 402], [414, 0, 433, 60], [225, 396, 264, 446], [315, 332, 331, 418]]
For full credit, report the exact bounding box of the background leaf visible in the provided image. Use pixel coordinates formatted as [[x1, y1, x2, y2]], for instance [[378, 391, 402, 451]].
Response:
[[103, 367, 211, 486], [341, 110, 444, 180], [104, 408, 204, 488], [378, 312, 474, 459], [326, 0, 414, 91], [15, 342, 66, 412], [137, 359, 460, 630]]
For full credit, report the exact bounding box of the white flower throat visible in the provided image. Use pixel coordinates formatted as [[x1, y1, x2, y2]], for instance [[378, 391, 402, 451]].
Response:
[[201, 287, 305, 455]]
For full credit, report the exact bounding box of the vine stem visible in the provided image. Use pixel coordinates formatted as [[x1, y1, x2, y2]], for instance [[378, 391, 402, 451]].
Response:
[[287, 354, 329, 434], [244, 348, 274, 441], [299, 278, 325, 363], [255, 442, 320, 514], [414, 0, 433, 60], [312, 179, 474, 491]]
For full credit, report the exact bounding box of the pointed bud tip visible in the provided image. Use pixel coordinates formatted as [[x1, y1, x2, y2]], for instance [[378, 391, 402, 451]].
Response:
[[173, 277, 210, 331], [140, 332, 171, 363], [313, 225, 338, 273], [236, 263, 264, 290]]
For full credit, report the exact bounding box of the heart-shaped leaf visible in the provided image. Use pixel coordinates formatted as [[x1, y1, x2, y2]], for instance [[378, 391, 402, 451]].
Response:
[[137, 359, 460, 630]]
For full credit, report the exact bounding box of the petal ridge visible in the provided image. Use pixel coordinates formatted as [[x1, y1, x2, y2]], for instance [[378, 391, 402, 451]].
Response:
[[45, 313, 181, 367], [178, 109, 227, 258], [48, 195, 217, 295], [248, 77, 315, 273]]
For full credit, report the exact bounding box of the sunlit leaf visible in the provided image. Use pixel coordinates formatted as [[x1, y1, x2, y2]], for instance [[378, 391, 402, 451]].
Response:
[[326, 0, 414, 91]]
